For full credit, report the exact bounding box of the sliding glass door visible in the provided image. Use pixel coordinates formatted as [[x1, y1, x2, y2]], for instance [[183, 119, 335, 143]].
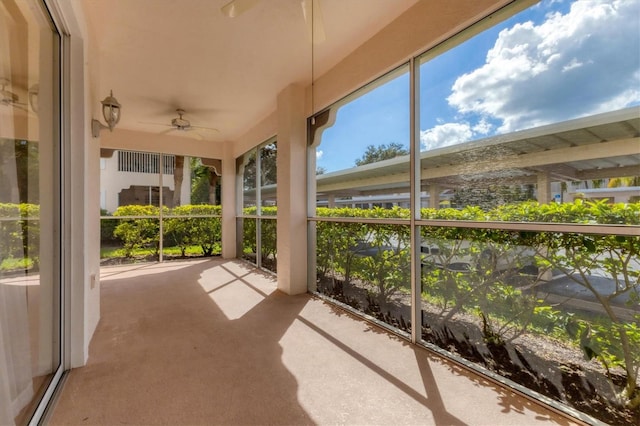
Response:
[[0, 0, 62, 423]]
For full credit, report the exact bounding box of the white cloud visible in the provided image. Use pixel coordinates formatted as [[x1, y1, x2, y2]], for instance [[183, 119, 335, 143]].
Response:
[[316, 149, 323, 160], [420, 119, 494, 150], [446, 0, 640, 133], [420, 122, 474, 150], [562, 58, 585, 72], [472, 118, 493, 135]]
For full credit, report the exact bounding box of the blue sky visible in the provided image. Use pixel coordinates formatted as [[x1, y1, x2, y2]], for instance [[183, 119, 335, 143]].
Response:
[[317, 0, 640, 173]]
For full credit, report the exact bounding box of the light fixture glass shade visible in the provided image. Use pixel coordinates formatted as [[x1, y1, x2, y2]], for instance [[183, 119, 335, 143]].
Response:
[[28, 84, 39, 113], [101, 90, 121, 130]]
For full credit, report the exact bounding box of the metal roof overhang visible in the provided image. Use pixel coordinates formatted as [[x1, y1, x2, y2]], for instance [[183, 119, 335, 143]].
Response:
[[246, 106, 640, 201], [316, 106, 640, 198]]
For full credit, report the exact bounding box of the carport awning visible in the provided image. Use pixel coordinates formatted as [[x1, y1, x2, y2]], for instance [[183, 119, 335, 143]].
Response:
[[247, 107, 640, 200], [315, 106, 640, 198]]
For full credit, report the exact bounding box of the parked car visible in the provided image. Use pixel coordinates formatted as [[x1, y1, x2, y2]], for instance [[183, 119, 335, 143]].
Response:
[[420, 240, 537, 275]]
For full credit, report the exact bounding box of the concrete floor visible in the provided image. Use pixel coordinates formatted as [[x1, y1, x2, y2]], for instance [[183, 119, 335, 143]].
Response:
[[50, 258, 580, 425]]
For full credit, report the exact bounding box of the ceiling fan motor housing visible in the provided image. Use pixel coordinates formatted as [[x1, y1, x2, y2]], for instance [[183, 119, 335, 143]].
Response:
[[171, 116, 191, 130]]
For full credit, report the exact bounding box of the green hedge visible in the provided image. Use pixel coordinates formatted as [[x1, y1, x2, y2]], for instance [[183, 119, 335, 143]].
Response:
[[241, 206, 277, 263], [112, 205, 163, 257], [165, 205, 222, 256], [0, 203, 40, 266], [313, 200, 639, 409], [109, 204, 223, 258]]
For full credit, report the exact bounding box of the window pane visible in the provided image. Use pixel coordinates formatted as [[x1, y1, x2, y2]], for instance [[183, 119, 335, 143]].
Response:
[[419, 0, 640, 221], [187, 157, 221, 208], [260, 218, 276, 273], [313, 65, 411, 216], [260, 141, 277, 210], [163, 216, 221, 260], [242, 150, 257, 209], [102, 216, 160, 264], [241, 218, 257, 266], [419, 225, 639, 424], [161, 157, 222, 260], [238, 141, 278, 270], [102, 149, 169, 212], [101, 149, 162, 265], [316, 221, 411, 335], [0, 0, 60, 422]]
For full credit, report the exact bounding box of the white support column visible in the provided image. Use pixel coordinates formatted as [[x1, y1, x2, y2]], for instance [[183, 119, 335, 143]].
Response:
[[537, 171, 551, 204], [327, 194, 335, 208], [429, 184, 440, 209], [221, 142, 237, 259], [276, 84, 307, 295]]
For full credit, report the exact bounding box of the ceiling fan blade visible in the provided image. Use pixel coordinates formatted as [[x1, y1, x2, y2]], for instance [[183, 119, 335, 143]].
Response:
[[191, 125, 219, 133], [139, 121, 173, 127], [301, 0, 325, 44], [159, 127, 203, 141], [221, 0, 260, 18]]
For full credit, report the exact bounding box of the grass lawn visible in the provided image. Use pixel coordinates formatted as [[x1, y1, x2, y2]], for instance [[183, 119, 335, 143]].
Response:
[[100, 244, 220, 259], [0, 257, 34, 272]]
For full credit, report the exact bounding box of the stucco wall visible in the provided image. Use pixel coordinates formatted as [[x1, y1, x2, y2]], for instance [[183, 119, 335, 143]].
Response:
[[99, 151, 191, 213]]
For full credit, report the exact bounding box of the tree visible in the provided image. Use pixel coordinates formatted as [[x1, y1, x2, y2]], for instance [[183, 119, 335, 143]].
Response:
[[586, 179, 605, 189], [208, 171, 219, 205], [172, 155, 184, 207], [190, 157, 219, 205], [242, 143, 277, 190], [260, 142, 277, 185], [451, 184, 535, 210], [0, 140, 39, 204], [190, 157, 209, 204], [608, 176, 640, 188], [355, 143, 409, 166]]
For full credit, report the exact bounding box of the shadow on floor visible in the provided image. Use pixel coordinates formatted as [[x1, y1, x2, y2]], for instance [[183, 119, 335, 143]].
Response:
[[50, 258, 578, 425]]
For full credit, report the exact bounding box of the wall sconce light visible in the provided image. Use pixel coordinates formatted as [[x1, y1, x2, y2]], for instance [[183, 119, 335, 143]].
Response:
[[28, 84, 39, 113], [92, 90, 121, 137]]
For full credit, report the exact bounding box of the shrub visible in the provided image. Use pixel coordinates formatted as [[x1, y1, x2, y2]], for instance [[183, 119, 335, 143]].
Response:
[[100, 209, 119, 244], [112, 205, 160, 258], [0, 203, 40, 266], [165, 205, 222, 256], [314, 200, 639, 408], [0, 203, 22, 259]]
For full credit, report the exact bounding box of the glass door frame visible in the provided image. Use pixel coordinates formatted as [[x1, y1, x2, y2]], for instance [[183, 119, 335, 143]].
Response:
[[26, 0, 67, 423]]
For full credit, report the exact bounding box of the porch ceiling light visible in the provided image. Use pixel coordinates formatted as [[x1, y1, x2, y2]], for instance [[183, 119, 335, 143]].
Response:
[[28, 84, 39, 113], [92, 90, 121, 137]]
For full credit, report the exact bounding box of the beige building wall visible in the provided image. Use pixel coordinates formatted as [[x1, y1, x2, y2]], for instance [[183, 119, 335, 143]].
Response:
[[99, 152, 191, 213]]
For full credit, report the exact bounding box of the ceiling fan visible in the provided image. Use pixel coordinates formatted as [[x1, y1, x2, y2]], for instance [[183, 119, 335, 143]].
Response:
[[221, 0, 325, 43], [145, 109, 219, 140], [0, 78, 28, 111]]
